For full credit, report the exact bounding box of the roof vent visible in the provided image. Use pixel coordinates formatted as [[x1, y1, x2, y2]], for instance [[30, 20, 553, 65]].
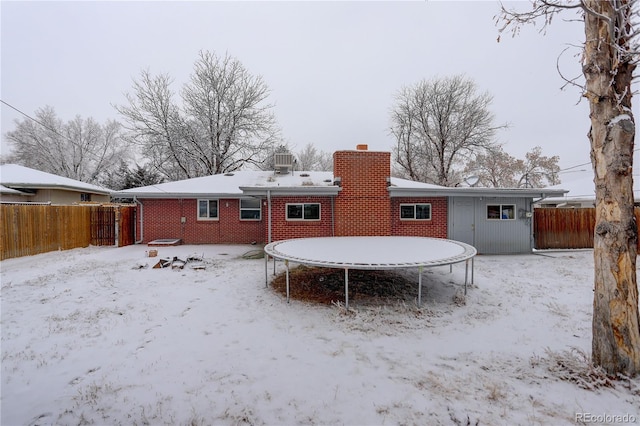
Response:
[[274, 152, 295, 174]]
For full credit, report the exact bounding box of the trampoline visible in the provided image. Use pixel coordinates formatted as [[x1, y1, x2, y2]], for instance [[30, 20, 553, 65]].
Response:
[[264, 236, 477, 309]]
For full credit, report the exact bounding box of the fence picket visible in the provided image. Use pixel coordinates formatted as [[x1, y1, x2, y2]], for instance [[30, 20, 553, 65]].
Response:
[[534, 207, 639, 250], [0, 205, 135, 260]]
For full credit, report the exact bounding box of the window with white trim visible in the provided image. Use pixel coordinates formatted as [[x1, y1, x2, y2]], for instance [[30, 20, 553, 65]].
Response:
[[197, 199, 218, 220], [240, 198, 261, 220], [400, 203, 432, 220], [286, 203, 320, 221], [487, 204, 515, 220]]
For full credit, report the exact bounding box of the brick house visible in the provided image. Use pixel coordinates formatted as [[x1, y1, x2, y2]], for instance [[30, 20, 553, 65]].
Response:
[[114, 146, 566, 254]]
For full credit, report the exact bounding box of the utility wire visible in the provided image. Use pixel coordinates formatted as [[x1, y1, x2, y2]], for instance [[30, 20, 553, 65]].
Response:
[[0, 99, 71, 143], [558, 148, 640, 173]]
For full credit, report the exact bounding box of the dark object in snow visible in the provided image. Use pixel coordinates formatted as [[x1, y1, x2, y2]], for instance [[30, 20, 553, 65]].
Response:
[[132, 262, 149, 270], [271, 266, 416, 305], [171, 256, 186, 270], [152, 254, 207, 270], [186, 253, 204, 262], [153, 258, 172, 269]]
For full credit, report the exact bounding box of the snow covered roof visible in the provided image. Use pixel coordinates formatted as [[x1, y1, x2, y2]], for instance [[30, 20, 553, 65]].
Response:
[[114, 170, 339, 198], [113, 169, 567, 199], [541, 170, 640, 205], [0, 164, 112, 195], [388, 176, 446, 189], [388, 181, 568, 199]]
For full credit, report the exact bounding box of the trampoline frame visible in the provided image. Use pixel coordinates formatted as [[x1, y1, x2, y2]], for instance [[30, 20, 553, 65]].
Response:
[[263, 236, 477, 309]]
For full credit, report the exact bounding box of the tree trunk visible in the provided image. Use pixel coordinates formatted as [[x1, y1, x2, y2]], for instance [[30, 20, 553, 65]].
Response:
[[584, 0, 640, 376]]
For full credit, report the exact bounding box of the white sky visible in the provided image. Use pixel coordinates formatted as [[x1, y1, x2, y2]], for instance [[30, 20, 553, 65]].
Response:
[[2, 1, 633, 174]]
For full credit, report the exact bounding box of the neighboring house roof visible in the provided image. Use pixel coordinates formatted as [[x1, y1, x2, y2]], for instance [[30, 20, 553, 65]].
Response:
[[0, 164, 112, 195], [113, 169, 567, 199], [0, 184, 32, 196], [541, 170, 640, 206]]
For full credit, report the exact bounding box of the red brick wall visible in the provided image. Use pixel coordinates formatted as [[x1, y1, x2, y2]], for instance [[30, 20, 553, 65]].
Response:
[[269, 196, 334, 241], [333, 150, 391, 236], [137, 198, 265, 244], [391, 197, 448, 238]]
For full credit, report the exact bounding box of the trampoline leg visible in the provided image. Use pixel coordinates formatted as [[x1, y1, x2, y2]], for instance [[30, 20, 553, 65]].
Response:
[[464, 259, 469, 295], [418, 266, 423, 308], [264, 253, 268, 287], [344, 268, 349, 310], [285, 260, 290, 303], [471, 257, 475, 285]]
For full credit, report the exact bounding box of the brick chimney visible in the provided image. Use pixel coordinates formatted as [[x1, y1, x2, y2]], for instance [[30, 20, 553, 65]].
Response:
[[333, 147, 391, 236]]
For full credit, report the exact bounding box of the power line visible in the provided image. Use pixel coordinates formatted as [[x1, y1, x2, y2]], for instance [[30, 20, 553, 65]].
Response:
[[558, 148, 640, 173], [1, 99, 75, 145]]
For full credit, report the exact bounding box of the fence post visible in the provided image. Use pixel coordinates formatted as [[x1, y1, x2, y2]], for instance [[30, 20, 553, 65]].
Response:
[[114, 206, 120, 247]]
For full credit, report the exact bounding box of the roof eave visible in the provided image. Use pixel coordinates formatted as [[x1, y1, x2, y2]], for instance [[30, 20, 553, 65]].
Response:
[[388, 187, 569, 198], [111, 192, 244, 199], [5, 183, 111, 195], [240, 186, 341, 196]]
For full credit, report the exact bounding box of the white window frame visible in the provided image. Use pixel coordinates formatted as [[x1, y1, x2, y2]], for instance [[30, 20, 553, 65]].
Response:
[[486, 204, 516, 221], [240, 198, 261, 221], [286, 203, 321, 221], [399, 203, 432, 220], [197, 199, 219, 221]]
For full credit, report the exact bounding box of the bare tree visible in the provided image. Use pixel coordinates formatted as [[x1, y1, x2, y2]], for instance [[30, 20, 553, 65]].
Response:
[[518, 146, 561, 187], [390, 75, 506, 186], [116, 71, 189, 180], [296, 143, 333, 171], [465, 146, 560, 188], [464, 147, 523, 187], [498, 0, 640, 376], [5, 106, 128, 185], [117, 51, 280, 180]]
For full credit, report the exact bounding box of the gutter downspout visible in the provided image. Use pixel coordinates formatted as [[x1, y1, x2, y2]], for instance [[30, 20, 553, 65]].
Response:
[[134, 196, 144, 244], [267, 190, 272, 243]]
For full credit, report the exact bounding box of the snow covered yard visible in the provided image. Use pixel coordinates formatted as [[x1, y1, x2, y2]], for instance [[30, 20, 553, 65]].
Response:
[[1, 245, 638, 425]]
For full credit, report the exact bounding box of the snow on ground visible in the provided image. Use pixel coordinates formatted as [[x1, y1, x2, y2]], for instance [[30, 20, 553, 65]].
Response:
[[1, 245, 639, 425]]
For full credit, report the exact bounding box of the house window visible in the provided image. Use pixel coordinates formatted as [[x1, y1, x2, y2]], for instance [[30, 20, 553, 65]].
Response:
[[198, 199, 218, 220], [240, 198, 261, 220], [286, 203, 320, 221], [400, 203, 432, 220], [487, 204, 515, 220], [80, 193, 91, 202]]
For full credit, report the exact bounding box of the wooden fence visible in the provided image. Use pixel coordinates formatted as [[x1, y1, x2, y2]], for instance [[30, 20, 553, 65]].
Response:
[[534, 207, 640, 250], [0, 204, 135, 260]]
